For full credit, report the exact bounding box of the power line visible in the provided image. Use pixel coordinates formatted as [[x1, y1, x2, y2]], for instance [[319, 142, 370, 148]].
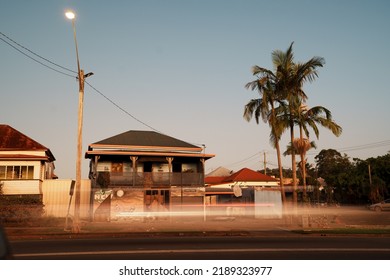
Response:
[[259, 140, 390, 157], [5, 32, 390, 155], [225, 151, 260, 168], [338, 140, 390, 152], [227, 139, 390, 171], [306, 139, 390, 155], [85, 81, 163, 133], [0, 31, 164, 135], [0, 35, 75, 78], [0, 31, 76, 74]]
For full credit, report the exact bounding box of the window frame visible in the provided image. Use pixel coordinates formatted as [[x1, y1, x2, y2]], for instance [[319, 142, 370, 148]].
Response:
[[0, 165, 35, 180]]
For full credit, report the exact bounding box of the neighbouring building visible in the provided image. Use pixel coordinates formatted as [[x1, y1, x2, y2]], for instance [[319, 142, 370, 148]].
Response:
[[85, 130, 215, 221], [0, 124, 57, 196], [205, 167, 282, 218]]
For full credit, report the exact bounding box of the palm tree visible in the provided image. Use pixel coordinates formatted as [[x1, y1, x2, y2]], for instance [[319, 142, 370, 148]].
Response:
[[284, 101, 342, 200], [272, 43, 325, 206], [244, 43, 334, 209], [294, 103, 342, 199], [244, 67, 288, 203], [285, 138, 317, 199]]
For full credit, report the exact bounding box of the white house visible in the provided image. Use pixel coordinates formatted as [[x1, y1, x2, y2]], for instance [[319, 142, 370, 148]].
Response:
[[205, 167, 282, 218], [0, 124, 57, 195]]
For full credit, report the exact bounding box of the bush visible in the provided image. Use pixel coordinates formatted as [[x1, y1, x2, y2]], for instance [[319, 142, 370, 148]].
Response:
[[0, 194, 45, 225]]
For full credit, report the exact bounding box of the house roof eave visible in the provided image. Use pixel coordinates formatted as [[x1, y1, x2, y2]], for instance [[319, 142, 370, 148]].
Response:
[[85, 150, 215, 160], [0, 154, 50, 161], [88, 143, 202, 153]]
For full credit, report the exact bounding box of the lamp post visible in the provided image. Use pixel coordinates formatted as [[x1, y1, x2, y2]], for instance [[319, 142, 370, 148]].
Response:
[[65, 10, 93, 233]]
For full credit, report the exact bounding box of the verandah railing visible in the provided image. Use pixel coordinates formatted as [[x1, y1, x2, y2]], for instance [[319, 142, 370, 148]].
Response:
[[98, 171, 204, 187]]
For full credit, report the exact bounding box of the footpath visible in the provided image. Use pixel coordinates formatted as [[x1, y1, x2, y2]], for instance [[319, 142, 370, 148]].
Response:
[[5, 216, 292, 240], [4, 206, 390, 240]]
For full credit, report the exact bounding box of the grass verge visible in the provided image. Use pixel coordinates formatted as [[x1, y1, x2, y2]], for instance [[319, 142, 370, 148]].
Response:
[[293, 228, 390, 235]]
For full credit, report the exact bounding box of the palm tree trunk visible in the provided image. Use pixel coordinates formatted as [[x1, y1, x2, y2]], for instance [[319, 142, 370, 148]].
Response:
[[299, 125, 307, 201], [270, 104, 286, 204], [275, 135, 286, 203], [290, 121, 298, 207], [300, 152, 307, 201]]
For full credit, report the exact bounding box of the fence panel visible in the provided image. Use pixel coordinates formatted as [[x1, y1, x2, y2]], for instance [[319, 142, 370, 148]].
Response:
[[42, 179, 91, 218]]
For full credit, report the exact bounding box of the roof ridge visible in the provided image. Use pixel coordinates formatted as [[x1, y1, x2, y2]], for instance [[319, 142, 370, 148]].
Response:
[[0, 124, 48, 150], [92, 130, 200, 149]]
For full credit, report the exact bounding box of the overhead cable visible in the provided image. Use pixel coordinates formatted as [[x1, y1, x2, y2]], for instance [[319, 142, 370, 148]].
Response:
[[0, 31, 163, 134]]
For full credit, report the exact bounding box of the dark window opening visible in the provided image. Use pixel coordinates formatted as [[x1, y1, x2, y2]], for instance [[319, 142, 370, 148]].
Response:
[[172, 163, 181, 173], [143, 162, 152, 172]]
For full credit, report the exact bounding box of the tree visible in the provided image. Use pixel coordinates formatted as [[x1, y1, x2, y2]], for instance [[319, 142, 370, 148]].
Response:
[[314, 150, 390, 204], [352, 158, 380, 203], [271, 43, 326, 206], [293, 103, 342, 199], [369, 153, 390, 198], [284, 139, 317, 196], [355, 153, 390, 203], [244, 68, 288, 203], [315, 149, 352, 203]]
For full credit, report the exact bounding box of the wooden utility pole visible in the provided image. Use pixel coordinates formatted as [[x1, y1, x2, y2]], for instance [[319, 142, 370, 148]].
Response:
[[368, 164, 372, 186], [73, 69, 84, 233], [66, 11, 93, 233]]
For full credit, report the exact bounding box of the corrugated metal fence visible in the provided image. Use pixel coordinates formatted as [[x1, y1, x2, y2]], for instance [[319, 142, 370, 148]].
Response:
[[42, 179, 91, 218]]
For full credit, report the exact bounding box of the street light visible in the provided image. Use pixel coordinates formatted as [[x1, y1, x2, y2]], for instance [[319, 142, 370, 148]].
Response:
[[65, 10, 93, 233]]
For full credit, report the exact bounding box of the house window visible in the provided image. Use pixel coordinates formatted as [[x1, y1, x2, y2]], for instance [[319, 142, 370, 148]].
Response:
[[0, 166, 5, 178], [0, 165, 34, 179]]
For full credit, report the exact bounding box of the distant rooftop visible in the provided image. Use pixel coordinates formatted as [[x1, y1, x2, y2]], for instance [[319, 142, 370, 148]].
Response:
[[206, 166, 233, 177], [205, 168, 277, 185]]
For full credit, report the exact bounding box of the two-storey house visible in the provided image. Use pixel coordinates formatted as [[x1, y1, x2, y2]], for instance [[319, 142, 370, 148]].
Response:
[[85, 130, 214, 220]]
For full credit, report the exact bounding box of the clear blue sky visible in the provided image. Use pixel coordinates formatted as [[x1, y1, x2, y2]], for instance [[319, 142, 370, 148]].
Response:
[[1, 0, 390, 179]]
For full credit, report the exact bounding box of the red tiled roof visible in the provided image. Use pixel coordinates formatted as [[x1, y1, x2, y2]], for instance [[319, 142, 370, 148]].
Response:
[[205, 176, 226, 185], [205, 168, 278, 185], [225, 168, 278, 182], [0, 124, 55, 161], [0, 125, 47, 150]]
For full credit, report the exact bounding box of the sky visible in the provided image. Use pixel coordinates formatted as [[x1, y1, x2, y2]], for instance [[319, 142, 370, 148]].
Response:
[[1, 0, 390, 179]]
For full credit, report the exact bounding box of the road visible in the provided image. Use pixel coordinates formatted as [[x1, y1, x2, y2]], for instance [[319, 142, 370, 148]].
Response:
[[10, 235, 390, 260]]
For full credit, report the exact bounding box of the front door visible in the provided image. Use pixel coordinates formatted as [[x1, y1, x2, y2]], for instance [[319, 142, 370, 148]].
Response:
[[145, 189, 170, 212]]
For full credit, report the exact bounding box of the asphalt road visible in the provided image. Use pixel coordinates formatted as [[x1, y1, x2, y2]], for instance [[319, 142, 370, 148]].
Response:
[[10, 235, 390, 260]]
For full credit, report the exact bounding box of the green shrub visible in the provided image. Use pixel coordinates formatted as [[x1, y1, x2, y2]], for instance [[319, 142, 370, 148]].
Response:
[[0, 194, 45, 225]]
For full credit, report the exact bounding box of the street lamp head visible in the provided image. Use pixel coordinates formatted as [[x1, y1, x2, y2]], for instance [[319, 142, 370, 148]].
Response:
[[65, 11, 75, 20], [84, 72, 94, 78]]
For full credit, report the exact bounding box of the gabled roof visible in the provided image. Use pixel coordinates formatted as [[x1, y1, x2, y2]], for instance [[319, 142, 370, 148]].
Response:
[[86, 130, 215, 160], [91, 130, 200, 151], [204, 176, 227, 185], [205, 168, 278, 185], [206, 166, 233, 177], [0, 124, 55, 161], [0, 124, 47, 150], [224, 168, 278, 183]]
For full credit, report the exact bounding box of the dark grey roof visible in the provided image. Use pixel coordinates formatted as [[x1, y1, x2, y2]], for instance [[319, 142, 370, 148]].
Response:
[[93, 130, 199, 149]]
